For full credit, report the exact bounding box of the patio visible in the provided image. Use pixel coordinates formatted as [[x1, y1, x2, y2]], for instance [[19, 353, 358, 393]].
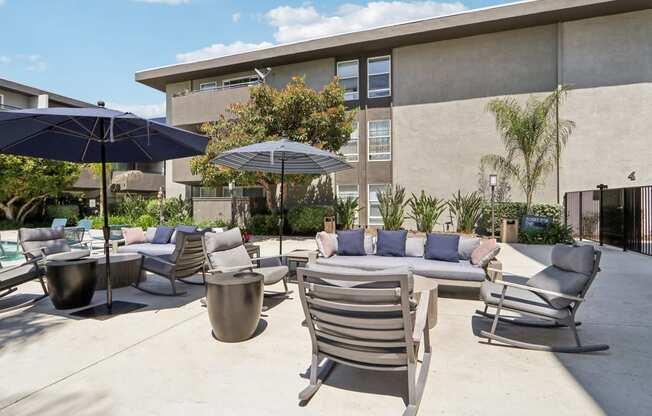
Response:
[[1, 238, 651, 416]]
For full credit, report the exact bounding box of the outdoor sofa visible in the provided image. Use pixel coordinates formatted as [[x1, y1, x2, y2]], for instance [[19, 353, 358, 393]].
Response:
[[117, 225, 224, 257], [313, 230, 502, 287]]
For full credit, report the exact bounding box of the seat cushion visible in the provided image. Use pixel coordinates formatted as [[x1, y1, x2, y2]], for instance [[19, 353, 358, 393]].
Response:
[[142, 254, 174, 276], [19, 227, 70, 258], [45, 250, 91, 262], [376, 229, 407, 257], [481, 280, 570, 320], [257, 265, 288, 285], [526, 266, 589, 309], [118, 243, 175, 257], [0, 263, 40, 289]]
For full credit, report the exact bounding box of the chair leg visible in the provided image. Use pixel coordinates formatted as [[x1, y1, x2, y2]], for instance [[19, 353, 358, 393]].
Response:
[[132, 271, 188, 297], [299, 355, 335, 402]]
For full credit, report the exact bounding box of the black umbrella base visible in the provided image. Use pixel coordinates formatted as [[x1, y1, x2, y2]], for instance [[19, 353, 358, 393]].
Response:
[[70, 301, 147, 320]]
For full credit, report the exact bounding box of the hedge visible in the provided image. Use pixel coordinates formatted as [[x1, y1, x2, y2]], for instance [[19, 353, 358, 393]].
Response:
[[46, 204, 80, 224], [478, 202, 562, 232]]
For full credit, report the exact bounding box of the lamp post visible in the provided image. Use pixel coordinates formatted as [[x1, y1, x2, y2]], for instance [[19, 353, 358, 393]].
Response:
[[596, 184, 608, 246], [157, 187, 165, 225], [490, 174, 497, 237]]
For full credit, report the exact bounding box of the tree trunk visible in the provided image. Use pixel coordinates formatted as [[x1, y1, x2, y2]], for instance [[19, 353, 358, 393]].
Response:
[[0, 204, 15, 221], [260, 180, 277, 212]]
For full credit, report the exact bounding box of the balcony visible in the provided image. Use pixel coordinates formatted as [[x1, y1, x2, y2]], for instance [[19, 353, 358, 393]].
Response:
[[169, 82, 258, 126], [72, 168, 165, 193]]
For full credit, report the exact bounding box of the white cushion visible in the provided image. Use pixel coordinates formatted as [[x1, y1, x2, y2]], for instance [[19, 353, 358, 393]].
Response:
[[145, 227, 157, 243], [405, 237, 425, 257]]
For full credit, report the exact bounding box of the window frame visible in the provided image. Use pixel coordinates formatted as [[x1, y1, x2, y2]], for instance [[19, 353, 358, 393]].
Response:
[[367, 55, 391, 98], [198, 81, 218, 92], [368, 183, 389, 226], [367, 119, 392, 162], [222, 75, 259, 88], [341, 120, 359, 162], [336, 59, 360, 101]]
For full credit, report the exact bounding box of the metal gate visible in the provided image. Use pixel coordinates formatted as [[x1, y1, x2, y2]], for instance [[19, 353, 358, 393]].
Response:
[[565, 186, 652, 255]]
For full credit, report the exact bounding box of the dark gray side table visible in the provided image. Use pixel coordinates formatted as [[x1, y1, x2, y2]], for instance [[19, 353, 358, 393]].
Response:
[[46, 259, 98, 309]]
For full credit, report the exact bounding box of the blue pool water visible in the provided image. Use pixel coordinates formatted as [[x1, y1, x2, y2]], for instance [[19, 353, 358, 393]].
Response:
[[0, 241, 24, 263]]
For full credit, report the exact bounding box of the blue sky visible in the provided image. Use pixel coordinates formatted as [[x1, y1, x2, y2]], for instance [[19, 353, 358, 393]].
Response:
[[0, 0, 510, 117]]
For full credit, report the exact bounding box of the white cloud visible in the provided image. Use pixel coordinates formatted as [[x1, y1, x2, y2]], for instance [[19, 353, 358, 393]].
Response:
[[107, 101, 166, 119], [176, 1, 466, 63], [176, 41, 274, 63], [132, 0, 190, 5], [266, 2, 467, 43], [232, 12, 241, 23]]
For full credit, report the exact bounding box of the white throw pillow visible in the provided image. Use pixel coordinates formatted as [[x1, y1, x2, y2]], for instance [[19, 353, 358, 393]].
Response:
[[315, 232, 338, 257], [364, 235, 375, 255], [405, 237, 425, 257]]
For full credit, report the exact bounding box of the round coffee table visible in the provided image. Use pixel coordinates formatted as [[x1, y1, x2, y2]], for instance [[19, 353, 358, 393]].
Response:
[[413, 275, 439, 329], [46, 259, 98, 309], [205, 271, 264, 342], [93, 253, 144, 290]]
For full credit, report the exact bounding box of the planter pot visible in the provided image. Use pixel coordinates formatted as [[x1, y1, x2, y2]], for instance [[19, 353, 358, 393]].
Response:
[[205, 271, 264, 342], [46, 259, 97, 309]]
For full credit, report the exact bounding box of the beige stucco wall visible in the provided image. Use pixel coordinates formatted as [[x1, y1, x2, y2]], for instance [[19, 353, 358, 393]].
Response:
[[267, 58, 335, 91]]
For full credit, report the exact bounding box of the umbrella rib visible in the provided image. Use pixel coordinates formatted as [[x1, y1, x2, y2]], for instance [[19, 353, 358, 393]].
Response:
[[32, 118, 92, 140], [0, 117, 79, 152], [68, 117, 96, 138], [128, 137, 154, 161], [112, 125, 147, 140]]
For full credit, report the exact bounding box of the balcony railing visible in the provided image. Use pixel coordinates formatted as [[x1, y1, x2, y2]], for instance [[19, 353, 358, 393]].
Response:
[[172, 80, 262, 98], [169, 82, 258, 126], [0, 103, 23, 111]]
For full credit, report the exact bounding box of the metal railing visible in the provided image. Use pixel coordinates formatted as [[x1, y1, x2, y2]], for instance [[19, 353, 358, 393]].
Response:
[[0, 103, 23, 111], [565, 185, 652, 255], [172, 80, 262, 98]]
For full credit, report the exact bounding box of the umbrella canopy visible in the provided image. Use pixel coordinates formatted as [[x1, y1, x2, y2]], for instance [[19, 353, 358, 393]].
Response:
[[0, 107, 206, 162], [0, 104, 208, 317], [212, 139, 351, 174], [212, 139, 352, 254]]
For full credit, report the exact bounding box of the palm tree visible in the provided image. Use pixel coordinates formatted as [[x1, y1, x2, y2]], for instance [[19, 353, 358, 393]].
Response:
[[482, 86, 574, 213]]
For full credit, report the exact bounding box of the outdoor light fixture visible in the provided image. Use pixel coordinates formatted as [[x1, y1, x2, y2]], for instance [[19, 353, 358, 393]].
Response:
[[490, 174, 497, 237]]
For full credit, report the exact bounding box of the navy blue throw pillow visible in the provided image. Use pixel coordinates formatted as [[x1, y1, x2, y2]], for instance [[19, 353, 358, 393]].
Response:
[[336, 229, 366, 256], [376, 229, 408, 257], [152, 226, 174, 244], [425, 233, 460, 262], [176, 224, 198, 234]]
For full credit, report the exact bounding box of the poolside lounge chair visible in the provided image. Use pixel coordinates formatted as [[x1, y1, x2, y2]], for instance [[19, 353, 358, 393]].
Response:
[[477, 244, 608, 353], [18, 228, 91, 263], [296, 266, 431, 416], [134, 231, 206, 296], [51, 218, 68, 229], [0, 258, 47, 311], [204, 227, 288, 296]]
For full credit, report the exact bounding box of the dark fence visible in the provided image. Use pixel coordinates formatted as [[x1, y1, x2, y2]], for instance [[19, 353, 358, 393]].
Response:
[[565, 185, 652, 255]]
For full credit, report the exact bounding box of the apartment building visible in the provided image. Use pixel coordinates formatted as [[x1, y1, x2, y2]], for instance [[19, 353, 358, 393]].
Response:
[[136, 0, 652, 227], [0, 78, 165, 197]]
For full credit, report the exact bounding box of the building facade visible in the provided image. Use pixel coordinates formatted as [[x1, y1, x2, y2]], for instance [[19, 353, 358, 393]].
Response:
[[0, 78, 165, 197], [136, 0, 652, 227]]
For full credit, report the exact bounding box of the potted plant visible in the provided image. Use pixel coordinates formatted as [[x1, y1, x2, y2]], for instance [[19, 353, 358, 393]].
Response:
[[448, 190, 483, 234], [377, 185, 408, 230], [334, 197, 359, 230], [408, 191, 447, 234]]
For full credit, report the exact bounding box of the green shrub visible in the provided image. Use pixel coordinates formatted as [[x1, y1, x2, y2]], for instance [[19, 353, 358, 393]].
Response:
[[85, 215, 134, 229], [287, 205, 334, 235], [0, 219, 23, 230], [247, 214, 280, 235], [518, 222, 574, 245], [118, 194, 150, 219], [135, 214, 158, 229], [479, 202, 562, 234], [335, 198, 359, 230], [448, 190, 483, 234], [377, 185, 408, 230], [195, 219, 231, 229], [408, 191, 447, 233], [164, 196, 192, 223], [46, 205, 80, 224]]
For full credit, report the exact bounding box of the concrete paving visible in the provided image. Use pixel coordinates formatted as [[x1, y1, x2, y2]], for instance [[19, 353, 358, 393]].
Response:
[[1, 238, 651, 416]]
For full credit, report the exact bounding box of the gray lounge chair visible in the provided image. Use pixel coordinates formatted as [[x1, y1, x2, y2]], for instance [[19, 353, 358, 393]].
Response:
[[296, 266, 431, 416], [0, 258, 47, 311], [18, 228, 91, 263], [134, 231, 206, 296], [477, 244, 608, 353], [204, 228, 288, 296], [51, 218, 68, 229]]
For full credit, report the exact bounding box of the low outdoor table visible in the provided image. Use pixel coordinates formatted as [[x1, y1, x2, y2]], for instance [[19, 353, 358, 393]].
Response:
[[92, 253, 144, 290], [205, 271, 264, 342], [45, 259, 98, 309], [413, 275, 439, 329], [286, 250, 318, 280]]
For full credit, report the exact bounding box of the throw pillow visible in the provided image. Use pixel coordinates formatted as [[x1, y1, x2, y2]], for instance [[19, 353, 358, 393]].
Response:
[[336, 229, 366, 256], [470, 238, 500, 267], [376, 229, 408, 257], [364, 234, 375, 255], [152, 226, 174, 244], [170, 224, 198, 244], [458, 236, 481, 260], [122, 227, 146, 245], [550, 244, 595, 275], [316, 231, 337, 258], [145, 227, 157, 243], [405, 237, 425, 257], [527, 266, 589, 309], [425, 233, 460, 262]]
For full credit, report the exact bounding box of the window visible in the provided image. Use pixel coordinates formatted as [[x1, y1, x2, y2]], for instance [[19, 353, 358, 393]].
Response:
[[368, 120, 391, 161], [368, 184, 389, 226], [367, 56, 391, 98], [221, 186, 264, 198], [191, 186, 218, 198], [337, 60, 359, 101], [340, 121, 359, 162], [198, 82, 218, 92], [222, 76, 259, 88]]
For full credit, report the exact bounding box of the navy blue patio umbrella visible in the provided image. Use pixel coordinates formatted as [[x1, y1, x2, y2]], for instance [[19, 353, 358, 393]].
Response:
[[212, 139, 352, 254], [0, 103, 208, 316]]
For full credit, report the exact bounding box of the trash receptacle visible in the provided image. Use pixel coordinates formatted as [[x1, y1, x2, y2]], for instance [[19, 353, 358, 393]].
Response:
[[324, 216, 335, 233], [501, 219, 519, 243]]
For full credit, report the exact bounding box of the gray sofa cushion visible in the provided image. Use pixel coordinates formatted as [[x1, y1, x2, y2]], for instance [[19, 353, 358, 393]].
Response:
[[551, 244, 595, 275], [458, 236, 481, 260], [118, 243, 175, 257], [316, 255, 486, 282], [376, 229, 407, 257], [481, 280, 570, 320], [526, 266, 589, 309], [205, 228, 242, 253]]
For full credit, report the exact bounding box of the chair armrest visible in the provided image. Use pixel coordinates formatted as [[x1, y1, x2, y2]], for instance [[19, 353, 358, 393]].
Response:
[[208, 265, 252, 274], [252, 255, 285, 263], [138, 252, 176, 266], [412, 290, 430, 343], [485, 259, 502, 282], [493, 279, 584, 302]]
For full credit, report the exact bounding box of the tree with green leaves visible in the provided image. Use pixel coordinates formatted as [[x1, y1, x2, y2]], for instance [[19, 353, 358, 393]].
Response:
[[482, 86, 574, 213], [190, 76, 356, 211], [0, 155, 80, 223]]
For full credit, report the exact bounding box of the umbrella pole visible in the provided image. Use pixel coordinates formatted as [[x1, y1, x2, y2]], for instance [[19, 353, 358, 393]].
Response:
[[99, 119, 112, 311], [279, 159, 285, 255]]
